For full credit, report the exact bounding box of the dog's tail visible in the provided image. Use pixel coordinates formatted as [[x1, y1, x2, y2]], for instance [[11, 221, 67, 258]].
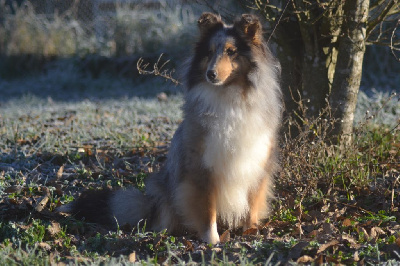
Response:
[[57, 188, 152, 229]]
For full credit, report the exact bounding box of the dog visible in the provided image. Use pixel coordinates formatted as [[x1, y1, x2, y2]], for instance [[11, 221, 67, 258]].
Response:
[[58, 13, 282, 244]]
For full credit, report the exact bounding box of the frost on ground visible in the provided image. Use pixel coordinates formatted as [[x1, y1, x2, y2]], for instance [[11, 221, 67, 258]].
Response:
[[0, 86, 399, 264], [355, 89, 399, 127]]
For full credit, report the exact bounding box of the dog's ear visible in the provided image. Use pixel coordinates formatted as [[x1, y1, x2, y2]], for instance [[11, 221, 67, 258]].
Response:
[[198, 13, 222, 35], [234, 14, 263, 45]]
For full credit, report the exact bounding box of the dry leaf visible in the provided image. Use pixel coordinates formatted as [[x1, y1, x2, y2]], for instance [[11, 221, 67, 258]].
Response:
[[153, 236, 163, 250], [326, 255, 339, 263], [315, 254, 324, 264], [357, 226, 369, 241], [307, 230, 319, 238], [317, 240, 339, 254], [220, 229, 230, 243], [297, 255, 314, 263], [129, 252, 136, 263], [288, 241, 309, 260], [353, 251, 360, 262], [321, 223, 335, 234], [370, 227, 385, 240], [342, 234, 360, 249], [342, 218, 353, 227], [54, 185, 63, 196], [56, 165, 64, 179], [184, 239, 194, 252], [38, 242, 51, 251], [47, 222, 61, 237], [396, 237, 400, 247], [5, 185, 22, 194], [242, 227, 258, 236], [212, 247, 222, 254], [35, 195, 49, 212]]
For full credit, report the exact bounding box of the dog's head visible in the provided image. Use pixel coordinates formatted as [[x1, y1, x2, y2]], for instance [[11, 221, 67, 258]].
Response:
[[195, 13, 263, 86]]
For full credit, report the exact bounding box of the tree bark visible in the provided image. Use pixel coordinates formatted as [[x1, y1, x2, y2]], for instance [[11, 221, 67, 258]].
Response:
[[329, 0, 370, 144], [275, 1, 343, 122]]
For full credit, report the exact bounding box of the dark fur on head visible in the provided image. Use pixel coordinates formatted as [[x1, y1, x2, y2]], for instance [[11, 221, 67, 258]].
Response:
[[197, 13, 223, 35], [187, 13, 266, 90], [234, 14, 263, 45]]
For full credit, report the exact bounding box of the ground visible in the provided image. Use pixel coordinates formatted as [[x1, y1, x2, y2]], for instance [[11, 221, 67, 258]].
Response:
[[0, 88, 399, 264]]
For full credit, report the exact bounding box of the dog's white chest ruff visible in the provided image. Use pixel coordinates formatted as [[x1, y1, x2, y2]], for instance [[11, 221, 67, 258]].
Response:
[[201, 100, 272, 225]]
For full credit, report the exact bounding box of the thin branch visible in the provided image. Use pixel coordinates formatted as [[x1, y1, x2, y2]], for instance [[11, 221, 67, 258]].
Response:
[[137, 54, 181, 85], [366, 40, 400, 46], [266, 0, 292, 44], [369, 0, 388, 12], [390, 18, 400, 61], [367, 0, 397, 37]]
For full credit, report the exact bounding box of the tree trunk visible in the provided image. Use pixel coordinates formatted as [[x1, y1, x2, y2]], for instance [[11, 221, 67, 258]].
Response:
[[275, 1, 343, 123], [329, 0, 370, 144]]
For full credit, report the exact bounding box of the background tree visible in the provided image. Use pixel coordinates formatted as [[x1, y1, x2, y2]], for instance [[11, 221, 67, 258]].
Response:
[[201, 0, 400, 142]]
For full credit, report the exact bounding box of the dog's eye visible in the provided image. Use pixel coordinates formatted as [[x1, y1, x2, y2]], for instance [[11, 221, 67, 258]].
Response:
[[226, 48, 236, 56]]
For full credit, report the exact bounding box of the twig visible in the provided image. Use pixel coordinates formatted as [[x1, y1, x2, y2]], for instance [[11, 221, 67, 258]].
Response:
[[390, 18, 400, 62], [392, 175, 400, 211], [266, 0, 291, 44], [137, 54, 180, 85]]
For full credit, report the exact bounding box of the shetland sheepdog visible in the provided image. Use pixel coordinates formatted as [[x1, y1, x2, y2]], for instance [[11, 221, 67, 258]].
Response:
[[58, 13, 282, 244]]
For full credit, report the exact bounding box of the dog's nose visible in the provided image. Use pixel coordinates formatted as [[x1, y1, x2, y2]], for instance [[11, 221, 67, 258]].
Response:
[[207, 70, 217, 81]]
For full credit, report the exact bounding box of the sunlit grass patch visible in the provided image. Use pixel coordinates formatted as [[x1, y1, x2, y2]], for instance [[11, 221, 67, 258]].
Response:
[[0, 88, 399, 264]]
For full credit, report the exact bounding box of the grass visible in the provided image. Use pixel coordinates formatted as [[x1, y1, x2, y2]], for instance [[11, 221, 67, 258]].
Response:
[[0, 85, 399, 264], [0, 0, 399, 264], [0, 0, 199, 57]]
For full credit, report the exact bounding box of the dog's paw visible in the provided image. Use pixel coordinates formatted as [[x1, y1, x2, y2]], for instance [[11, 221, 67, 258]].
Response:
[[201, 222, 220, 245]]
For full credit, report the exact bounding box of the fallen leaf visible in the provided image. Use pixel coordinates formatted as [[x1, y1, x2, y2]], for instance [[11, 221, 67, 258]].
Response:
[[220, 229, 230, 243], [242, 227, 258, 236], [321, 203, 330, 213], [38, 242, 51, 251], [353, 251, 360, 262], [396, 237, 400, 247], [35, 195, 49, 212], [47, 222, 61, 237], [129, 252, 136, 263], [297, 255, 314, 263], [54, 185, 63, 196], [370, 226, 385, 240], [307, 230, 319, 238], [357, 226, 369, 241], [183, 239, 194, 252], [360, 220, 372, 227], [342, 234, 360, 249], [5, 185, 22, 194], [153, 236, 163, 250], [321, 223, 335, 234], [317, 240, 339, 254], [56, 165, 64, 179], [269, 220, 290, 228], [326, 255, 339, 263], [315, 254, 324, 264], [342, 218, 354, 227], [212, 247, 222, 254], [288, 241, 309, 260]]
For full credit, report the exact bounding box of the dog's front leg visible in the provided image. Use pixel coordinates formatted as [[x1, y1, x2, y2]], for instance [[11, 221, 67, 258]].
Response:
[[177, 179, 220, 244]]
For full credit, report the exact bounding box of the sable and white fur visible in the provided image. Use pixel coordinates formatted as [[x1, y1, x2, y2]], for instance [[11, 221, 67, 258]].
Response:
[[58, 13, 282, 244]]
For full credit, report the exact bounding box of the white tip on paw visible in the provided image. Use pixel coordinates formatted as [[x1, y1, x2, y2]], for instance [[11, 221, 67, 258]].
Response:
[[201, 222, 220, 245]]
